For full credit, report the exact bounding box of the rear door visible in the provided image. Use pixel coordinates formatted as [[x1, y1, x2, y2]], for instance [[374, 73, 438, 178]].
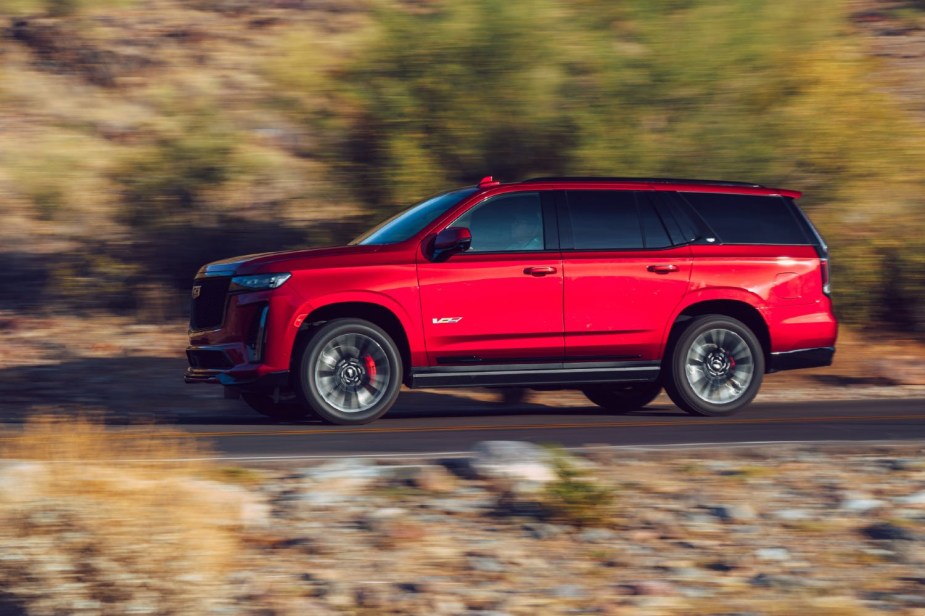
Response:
[[560, 190, 692, 361], [417, 191, 564, 365]]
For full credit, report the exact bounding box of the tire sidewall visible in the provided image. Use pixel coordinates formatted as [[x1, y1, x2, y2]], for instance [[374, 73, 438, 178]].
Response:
[[666, 316, 765, 417], [296, 319, 403, 425]]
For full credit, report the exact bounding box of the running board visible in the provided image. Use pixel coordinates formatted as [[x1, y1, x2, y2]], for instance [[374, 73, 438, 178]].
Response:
[[409, 361, 660, 389]]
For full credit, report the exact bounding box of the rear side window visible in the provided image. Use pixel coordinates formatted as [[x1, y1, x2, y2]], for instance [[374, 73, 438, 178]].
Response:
[[681, 192, 810, 245], [565, 191, 643, 250]]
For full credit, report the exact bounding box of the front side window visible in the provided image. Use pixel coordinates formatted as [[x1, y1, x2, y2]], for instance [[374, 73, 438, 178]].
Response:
[[452, 192, 545, 252], [565, 190, 643, 250]]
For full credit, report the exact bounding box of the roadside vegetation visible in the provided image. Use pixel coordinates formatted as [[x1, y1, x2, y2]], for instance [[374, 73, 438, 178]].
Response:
[[1, 0, 925, 333], [0, 416, 247, 613]]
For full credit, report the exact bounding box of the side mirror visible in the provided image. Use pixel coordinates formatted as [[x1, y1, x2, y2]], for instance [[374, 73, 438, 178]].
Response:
[[431, 227, 472, 261]]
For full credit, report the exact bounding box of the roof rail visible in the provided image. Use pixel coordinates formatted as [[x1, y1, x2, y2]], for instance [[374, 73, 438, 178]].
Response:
[[521, 176, 764, 188]]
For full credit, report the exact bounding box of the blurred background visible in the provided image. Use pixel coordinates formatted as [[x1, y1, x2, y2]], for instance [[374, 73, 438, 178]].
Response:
[[1, 0, 924, 341]]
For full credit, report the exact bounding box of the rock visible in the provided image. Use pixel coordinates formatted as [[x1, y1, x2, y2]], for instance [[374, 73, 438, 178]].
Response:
[[0, 462, 47, 503], [708, 504, 756, 522], [362, 508, 427, 546], [896, 491, 925, 505], [840, 498, 885, 512], [622, 580, 677, 596], [862, 522, 916, 541], [550, 584, 587, 599], [773, 508, 812, 521], [298, 460, 383, 492], [469, 441, 555, 487], [409, 465, 458, 493], [523, 523, 565, 540], [439, 458, 481, 480], [578, 528, 616, 543], [749, 573, 805, 589], [469, 556, 505, 573], [755, 548, 791, 561], [705, 561, 736, 572]]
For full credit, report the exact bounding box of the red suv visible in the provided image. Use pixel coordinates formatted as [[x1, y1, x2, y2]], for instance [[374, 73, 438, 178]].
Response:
[[186, 177, 836, 424]]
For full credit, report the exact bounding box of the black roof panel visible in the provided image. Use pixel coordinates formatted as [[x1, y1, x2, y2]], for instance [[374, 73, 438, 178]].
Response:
[[520, 176, 763, 188]]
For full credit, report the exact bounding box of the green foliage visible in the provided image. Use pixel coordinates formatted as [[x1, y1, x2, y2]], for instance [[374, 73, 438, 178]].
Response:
[[112, 113, 236, 228], [541, 450, 615, 527], [0, 0, 136, 15]]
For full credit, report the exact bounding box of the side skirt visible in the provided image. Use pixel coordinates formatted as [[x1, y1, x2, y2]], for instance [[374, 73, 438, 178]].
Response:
[[409, 361, 661, 389]]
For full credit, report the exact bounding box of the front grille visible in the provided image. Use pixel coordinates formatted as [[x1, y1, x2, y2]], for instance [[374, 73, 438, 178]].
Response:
[[190, 277, 231, 330]]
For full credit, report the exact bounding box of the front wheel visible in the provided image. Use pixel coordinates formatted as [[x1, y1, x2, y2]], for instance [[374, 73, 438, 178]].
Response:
[[582, 382, 662, 414], [663, 315, 765, 417], [295, 319, 403, 425]]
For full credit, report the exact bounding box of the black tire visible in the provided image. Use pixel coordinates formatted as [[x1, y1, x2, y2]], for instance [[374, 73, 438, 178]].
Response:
[[294, 318, 403, 425], [240, 391, 308, 421], [582, 382, 662, 414], [663, 315, 765, 417]]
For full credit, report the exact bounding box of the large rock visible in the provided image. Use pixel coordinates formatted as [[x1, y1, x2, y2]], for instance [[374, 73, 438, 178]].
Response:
[[298, 459, 384, 492], [0, 462, 48, 503], [468, 441, 556, 488]]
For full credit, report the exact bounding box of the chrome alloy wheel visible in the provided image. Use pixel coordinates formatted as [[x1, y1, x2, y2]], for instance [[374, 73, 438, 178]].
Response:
[[312, 333, 390, 413], [685, 328, 755, 405]]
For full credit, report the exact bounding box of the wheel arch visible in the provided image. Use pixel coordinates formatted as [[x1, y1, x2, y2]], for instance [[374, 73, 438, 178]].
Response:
[[293, 301, 412, 384], [665, 299, 771, 370]]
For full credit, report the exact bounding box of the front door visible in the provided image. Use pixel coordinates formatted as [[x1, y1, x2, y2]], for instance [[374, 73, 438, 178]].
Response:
[[417, 191, 564, 365]]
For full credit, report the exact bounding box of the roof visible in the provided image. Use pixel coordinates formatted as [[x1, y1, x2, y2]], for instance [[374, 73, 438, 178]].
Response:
[[513, 176, 801, 198], [520, 176, 763, 188]]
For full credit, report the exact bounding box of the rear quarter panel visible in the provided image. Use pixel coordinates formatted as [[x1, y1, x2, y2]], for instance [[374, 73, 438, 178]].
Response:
[[680, 245, 837, 353]]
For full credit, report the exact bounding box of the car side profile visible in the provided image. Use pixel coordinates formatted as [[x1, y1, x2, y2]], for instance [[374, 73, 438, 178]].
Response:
[[185, 176, 837, 425]]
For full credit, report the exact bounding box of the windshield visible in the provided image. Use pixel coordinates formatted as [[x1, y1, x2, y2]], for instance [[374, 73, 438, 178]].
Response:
[[352, 187, 478, 245]]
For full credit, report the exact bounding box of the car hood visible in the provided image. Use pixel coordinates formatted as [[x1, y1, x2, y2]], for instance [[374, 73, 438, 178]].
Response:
[[195, 244, 394, 278]]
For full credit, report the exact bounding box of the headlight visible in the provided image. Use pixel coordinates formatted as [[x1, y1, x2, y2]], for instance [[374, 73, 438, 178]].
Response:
[[229, 273, 292, 291]]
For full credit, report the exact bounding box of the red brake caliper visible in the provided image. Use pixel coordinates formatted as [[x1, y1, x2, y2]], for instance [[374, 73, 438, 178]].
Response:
[[364, 355, 377, 381]]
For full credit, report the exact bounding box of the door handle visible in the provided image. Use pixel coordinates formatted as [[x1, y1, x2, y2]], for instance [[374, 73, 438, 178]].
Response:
[[524, 266, 557, 276], [647, 264, 679, 274]]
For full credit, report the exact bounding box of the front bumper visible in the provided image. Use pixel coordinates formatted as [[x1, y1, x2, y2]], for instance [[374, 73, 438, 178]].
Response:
[[768, 347, 835, 372], [184, 366, 290, 390]]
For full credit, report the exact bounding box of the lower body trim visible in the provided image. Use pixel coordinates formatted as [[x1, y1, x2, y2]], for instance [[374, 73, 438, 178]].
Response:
[[768, 347, 835, 372], [410, 361, 660, 389]]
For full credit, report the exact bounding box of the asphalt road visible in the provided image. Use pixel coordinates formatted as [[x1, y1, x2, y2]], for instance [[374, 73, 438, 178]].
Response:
[[160, 395, 925, 460]]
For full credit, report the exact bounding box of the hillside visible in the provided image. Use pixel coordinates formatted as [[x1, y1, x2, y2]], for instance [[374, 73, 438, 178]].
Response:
[[1, 0, 924, 331]]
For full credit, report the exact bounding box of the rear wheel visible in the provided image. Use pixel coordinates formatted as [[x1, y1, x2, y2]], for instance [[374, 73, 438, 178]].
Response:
[[295, 319, 403, 425], [240, 392, 308, 421], [663, 315, 764, 416], [582, 382, 662, 414]]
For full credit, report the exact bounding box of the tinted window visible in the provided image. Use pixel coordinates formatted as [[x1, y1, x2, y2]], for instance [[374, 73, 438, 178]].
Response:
[[566, 191, 642, 250], [355, 187, 478, 245], [652, 192, 700, 244], [453, 192, 545, 252], [639, 197, 672, 249], [681, 192, 810, 245]]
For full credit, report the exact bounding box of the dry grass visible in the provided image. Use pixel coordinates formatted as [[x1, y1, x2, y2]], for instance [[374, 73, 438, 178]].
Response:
[[0, 416, 253, 614]]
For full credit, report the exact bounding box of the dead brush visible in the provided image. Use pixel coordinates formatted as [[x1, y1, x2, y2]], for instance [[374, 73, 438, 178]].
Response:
[[0, 414, 249, 614]]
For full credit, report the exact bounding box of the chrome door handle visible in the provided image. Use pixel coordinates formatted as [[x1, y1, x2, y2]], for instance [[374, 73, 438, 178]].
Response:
[[647, 264, 679, 274], [524, 266, 557, 276]]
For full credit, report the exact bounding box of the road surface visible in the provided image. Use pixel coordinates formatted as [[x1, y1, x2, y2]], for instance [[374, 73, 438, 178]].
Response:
[[157, 395, 925, 460]]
